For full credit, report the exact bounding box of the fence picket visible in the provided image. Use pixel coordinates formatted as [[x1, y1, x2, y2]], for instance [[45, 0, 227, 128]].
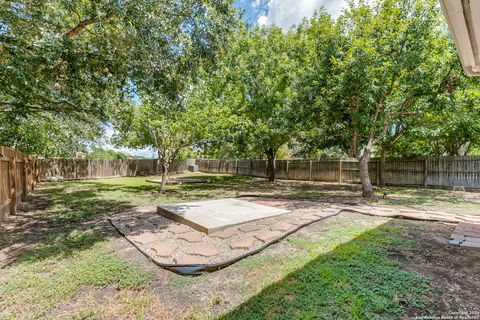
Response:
[[195, 157, 480, 189]]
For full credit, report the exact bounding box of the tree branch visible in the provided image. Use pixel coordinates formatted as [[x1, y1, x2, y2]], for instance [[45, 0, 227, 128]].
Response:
[[65, 11, 116, 38]]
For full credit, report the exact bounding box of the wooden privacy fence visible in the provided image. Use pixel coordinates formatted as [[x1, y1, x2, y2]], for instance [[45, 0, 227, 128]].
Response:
[[39, 158, 196, 181], [0, 147, 38, 220], [196, 157, 480, 189]]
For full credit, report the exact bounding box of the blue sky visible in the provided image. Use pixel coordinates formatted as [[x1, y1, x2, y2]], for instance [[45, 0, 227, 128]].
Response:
[[107, 0, 347, 158], [234, 0, 346, 30]]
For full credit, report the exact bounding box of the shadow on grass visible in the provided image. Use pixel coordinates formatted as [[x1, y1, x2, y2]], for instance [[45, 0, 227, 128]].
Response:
[[220, 221, 429, 320], [1, 182, 138, 266], [3, 175, 250, 265]]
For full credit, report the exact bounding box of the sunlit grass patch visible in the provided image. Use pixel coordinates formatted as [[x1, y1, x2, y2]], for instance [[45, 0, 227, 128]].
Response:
[[227, 220, 427, 320], [0, 243, 151, 318]]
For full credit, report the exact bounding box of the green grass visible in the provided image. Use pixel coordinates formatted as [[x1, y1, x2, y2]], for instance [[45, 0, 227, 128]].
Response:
[[45, 173, 251, 209], [223, 223, 428, 320], [380, 187, 479, 209], [2, 173, 466, 318], [0, 173, 251, 318], [0, 243, 151, 318]]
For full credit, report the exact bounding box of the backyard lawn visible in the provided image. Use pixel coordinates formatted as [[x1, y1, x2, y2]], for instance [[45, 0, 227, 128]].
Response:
[[1, 173, 479, 319]]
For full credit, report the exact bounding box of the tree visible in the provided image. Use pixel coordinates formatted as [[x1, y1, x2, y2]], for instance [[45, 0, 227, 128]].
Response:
[[87, 147, 135, 160], [390, 75, 480, 157], [0, 0, 237, 153], [211, 26, 300, 182], [0, 112, 102, 158], [299, 0, 453, 197], [112, 92, 216, 193]]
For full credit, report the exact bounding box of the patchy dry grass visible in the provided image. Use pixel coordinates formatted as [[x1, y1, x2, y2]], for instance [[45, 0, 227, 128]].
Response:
[[0, 243, 151, 318], [0, 173, 478, 319], [65, 289, 172, 320]]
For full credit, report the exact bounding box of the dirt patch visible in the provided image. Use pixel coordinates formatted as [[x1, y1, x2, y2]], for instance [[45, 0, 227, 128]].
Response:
[[108, 210, 480, 319], [388, 219, 480, 318], [3, 178, 480, 319]]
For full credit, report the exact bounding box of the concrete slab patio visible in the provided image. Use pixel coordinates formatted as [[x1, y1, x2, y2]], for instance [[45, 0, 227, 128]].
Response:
[[109, 197, 480, 274], [156, 198, 290, 234], [146, 177, 210, 185]]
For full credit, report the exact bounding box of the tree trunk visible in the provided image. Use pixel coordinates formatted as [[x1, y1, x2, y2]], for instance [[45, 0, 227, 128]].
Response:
[[357, 149, 373, 198], [265, 147, 276, 183], [379, 149, 386, 188], [457, 141, 470, 156], [160, 160, 169, 194], [156, 151, 162, 174]]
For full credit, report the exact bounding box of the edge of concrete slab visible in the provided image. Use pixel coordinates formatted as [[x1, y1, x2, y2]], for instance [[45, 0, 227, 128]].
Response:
[[146, 178, 210, 185], [110, 202, 480, 276], [156, 199, 289, 234], [156, 206, 210, 234], [110, 210, 341, 275]]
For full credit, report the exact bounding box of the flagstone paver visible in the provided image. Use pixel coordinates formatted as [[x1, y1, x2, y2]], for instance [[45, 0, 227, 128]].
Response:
[[288, 219, 307, 226], [112, 201, 480, 268], [239, 224, 264, 232], [148, 216, 166, 224], [450, 222, 480, 248], [168, 224, 192, 234], [277, 215, 295, 222], [187, 244, 220, 257], [175, 255, 209, 264], [178, 232, 204, 243], [460, 241, 480, 248], [129, 225, 155, 234], [255, 230, 282, 242], [311, 211, 332, 217], [271, 222, 294, 232], [210, 229, 237, 239], [126, 220, 146, 228], [230, 237, 256, 250], [129, 232, 159, 244], [115, 213, 135, 221], [257, 218, 279, 226], [299, 215, 319, 221], [151, 241, 179, 257]]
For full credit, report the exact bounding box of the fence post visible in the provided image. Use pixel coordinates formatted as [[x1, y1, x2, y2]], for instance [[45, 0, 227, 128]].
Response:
[[35, 158, 39, 185], [286, 160, 289, 180], [218, 160, 221, 174], [88, 159, 91, 179], [250, 160, 253, 177], [309, 160, 313, 181], [21, 158, 28, 201], [376, 160, 380, 187], [235, 160, 238, 175], [423, 158, 428, 188], [10, 156, 17, 215], [338, 159, 343, 183], [29, 157, 34, 190]]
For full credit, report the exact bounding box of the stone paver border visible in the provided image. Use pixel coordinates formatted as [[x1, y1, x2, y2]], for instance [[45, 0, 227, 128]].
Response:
[[110, 200, 480, 275], [449, 222, 480, 248]]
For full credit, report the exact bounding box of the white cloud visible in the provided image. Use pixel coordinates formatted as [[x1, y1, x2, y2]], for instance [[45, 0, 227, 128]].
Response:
[[258, 15, 268, 25], [251, 0, 262, 8], [257, 0, 346, 30]]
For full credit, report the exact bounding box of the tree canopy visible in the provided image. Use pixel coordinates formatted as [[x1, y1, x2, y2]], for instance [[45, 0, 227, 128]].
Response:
[[294, 0, 468, 196], [204, 25, 301, 181], [0, 0, 237, 156], [1, 0, 479, 198]]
